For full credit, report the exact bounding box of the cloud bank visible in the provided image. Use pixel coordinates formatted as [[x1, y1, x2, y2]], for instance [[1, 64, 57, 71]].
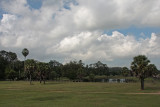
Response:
[[0, 0, 160, 68]]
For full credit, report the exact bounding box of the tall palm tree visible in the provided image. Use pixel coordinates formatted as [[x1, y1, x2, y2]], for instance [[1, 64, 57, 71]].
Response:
[[22, 48, 29, 82]]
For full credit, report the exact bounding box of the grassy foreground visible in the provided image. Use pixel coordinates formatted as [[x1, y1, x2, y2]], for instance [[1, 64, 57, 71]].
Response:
[[0, 81, 160, 107]]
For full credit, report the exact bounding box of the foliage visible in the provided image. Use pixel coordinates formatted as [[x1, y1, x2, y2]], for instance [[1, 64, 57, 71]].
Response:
[[130, 55, 157, 90], [1, 50, 160, 84], [22, 48, 29, 58], [49, 71, 57, 80], [89, 73, 95, 81], [0, 50, 18, 80], [109, 67, 122, 76], [25, 59, 36, 84], [89, 61, 109, 76], [146, 64, 158, 77], [5, 68, 17, 80], [49, 60, 62, 79], [122, 67, 130, 77], [62, 61, 85, 80]]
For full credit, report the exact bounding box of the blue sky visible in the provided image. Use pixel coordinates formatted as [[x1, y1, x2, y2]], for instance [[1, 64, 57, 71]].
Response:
[[27, 0, 42, 10], [106, 26, 160, 39], [1, 0, 160, 68]]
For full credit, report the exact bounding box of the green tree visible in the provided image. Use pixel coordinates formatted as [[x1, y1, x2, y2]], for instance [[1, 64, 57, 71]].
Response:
[[49, 71, 57, 80], [42, 63, 50, 84], [122, 67, 130, 77], [131, 55, 150, 90], [77, 68, 85, 81], [36, 62, 44, 83], [22, 48, 29, 59], [36, 62, 50, 84], [89, 61, 109, 76], [25, 59, 36, 85], [146, 64, 158, 77], [49, 60, 62, 80], [14, 60, 24, 80], [5, 68, 17, 80], [0, 50, 18, 80], [62, 61, 81, 80], [89, 73, 95, 82], [0, 54, 6, 80]]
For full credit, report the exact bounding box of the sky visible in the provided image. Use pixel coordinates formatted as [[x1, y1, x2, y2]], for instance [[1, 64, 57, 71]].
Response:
[[0, 0, 160, 68]]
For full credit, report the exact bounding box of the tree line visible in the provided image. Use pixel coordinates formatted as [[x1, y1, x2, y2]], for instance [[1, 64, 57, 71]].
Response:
[[0, 49, 160, 89], [0, 49, 130, 81]]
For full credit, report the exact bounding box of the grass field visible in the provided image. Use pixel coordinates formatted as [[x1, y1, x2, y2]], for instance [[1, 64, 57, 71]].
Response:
[[0, 81, 160, 107]]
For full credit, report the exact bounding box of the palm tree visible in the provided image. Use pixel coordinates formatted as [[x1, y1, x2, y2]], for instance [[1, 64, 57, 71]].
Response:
[[22, 48, 29, 83], [25, 59, 36, 85], [131, 55, 150, 90], [22, 48, 29, 60], [36, 62, 49, 84], [36, 62, 43, 83]]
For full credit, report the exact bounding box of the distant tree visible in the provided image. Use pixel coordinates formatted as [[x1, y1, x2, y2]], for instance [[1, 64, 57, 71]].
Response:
[[42, 63, 50, 84], [0, 54, 6, 80], [49, 60, 62, 80], [36, 62, 50, 84], [14, 60, 24, 80], [0, 50, 18, 80], [25, 59, 36, 85], [89, 73, 95, 82], [22, 48, 29, 59], [36, 62, 44, 83], [5, 68, 17, 80], [49, 71, 57, 80], [109, 67, 122, 76], [77, 68, 85, 81], [90, 61, 109, 76], [131, 55, 152, 90], [122, 67, 130, 77], [62, 61, 83, 80], [146, 64, 158, 77]]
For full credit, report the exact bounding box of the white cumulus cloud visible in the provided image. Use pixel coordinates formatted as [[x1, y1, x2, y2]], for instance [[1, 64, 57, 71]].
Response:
[[0, 0, 160, 68]]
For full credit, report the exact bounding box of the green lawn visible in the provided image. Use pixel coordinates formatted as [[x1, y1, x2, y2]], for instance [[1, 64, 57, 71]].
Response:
[[0, 81, 160, 107]]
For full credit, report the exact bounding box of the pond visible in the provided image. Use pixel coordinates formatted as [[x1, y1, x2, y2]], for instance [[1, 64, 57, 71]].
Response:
[[83, 78, 136, 83], [98, 79, 126, 83]]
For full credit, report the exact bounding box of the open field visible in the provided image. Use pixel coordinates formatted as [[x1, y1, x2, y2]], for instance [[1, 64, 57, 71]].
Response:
[[0, 81, 160, 107]]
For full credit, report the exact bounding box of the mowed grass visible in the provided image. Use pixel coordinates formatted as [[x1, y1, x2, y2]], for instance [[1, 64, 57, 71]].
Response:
[[0, 81, 160, 107]]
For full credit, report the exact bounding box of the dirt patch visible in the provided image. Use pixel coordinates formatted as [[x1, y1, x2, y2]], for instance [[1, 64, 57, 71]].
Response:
[[125, 92, 160, 95], [6, 88, 21, 90], [44, 90, 160, 95], [46, 90, 71, 93]]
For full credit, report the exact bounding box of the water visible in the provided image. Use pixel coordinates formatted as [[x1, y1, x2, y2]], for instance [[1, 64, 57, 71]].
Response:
[[83, 78, 133, 83], [94, 79, 127, 83], [108, 79, 126, 83]]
